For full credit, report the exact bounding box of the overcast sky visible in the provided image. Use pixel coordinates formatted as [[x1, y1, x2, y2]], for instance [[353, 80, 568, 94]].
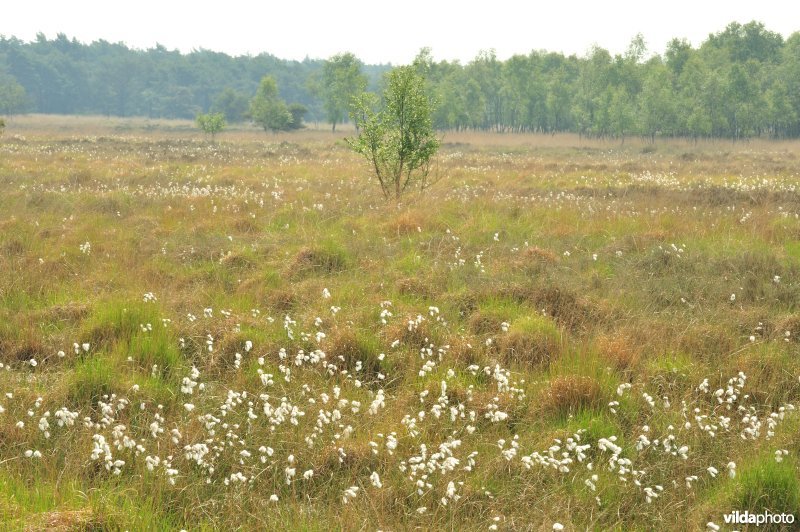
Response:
[[1, 1, 796, 64]]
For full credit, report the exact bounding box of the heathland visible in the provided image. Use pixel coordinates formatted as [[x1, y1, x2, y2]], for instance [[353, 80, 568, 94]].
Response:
[[1, 116, 799, 530]]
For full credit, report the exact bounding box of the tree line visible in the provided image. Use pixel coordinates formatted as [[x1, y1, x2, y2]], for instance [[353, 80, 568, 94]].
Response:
[[1, 21, 799, 140], [0, 34, 388, 125]]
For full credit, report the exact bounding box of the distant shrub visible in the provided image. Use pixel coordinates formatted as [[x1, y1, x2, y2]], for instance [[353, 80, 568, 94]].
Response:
[[195, 112, 225, 140], [348, 66, 440, 201]]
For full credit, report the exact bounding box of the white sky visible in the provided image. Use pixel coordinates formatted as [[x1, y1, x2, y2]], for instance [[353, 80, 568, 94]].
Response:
[[1, 1, 796, 64]]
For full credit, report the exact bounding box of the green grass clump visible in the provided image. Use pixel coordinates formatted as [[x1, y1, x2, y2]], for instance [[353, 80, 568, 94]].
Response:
[[327, 326, 385, 379], [122, 329, 183, 379], [82, 301, 164, 351], [733, 456, 800, 516], [67, 356, 126, 408], [290, 241, 350, 278], [498, 314, 562, 366]]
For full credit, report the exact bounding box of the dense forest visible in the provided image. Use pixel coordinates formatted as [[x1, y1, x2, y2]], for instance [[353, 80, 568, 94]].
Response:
[[1, 21, 799, 139], [0, 35, 389, 125]]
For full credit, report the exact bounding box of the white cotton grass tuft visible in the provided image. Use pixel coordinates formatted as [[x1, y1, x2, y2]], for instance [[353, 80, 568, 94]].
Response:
[[342, 486, 359, 504]]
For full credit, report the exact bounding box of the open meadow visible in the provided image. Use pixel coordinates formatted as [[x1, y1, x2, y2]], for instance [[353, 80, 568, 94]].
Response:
[[1, 116, 800, 530]]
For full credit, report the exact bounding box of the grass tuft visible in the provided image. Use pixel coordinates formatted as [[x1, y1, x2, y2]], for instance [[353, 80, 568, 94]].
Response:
[[733, 456, 800, 518], [498, 314, 561, 366]]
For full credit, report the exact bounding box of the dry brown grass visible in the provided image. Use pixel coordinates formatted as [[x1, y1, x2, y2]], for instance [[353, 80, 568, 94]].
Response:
[[774, 314, 800, 343], [383, 315, 438, 350], [395, 277, 435, 299], [511, 246, 560, 275], [289, 246, 348, 278], [467, 310, 507, 336], [326, 327, 383, 378], [498, 327, 560, 367], [540, 375, 605, 415], [447, 336, 482, 366], [532, 287, 606, 333], [264, 287, 298, 315], [494, 314, 564, 368], [523, 246, 560, 264], [0, 329, 49, 364], [24, 508, 97, 531], [311, 440, 380, 481], [2, 238, 25, 256], [384, 210, 427, 236], [232, 217, 261, 234], [219, 251, 256, 270], [39, 302, 91, 324], [596, 333, 641, 372], [678, 323, 738, 360]]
